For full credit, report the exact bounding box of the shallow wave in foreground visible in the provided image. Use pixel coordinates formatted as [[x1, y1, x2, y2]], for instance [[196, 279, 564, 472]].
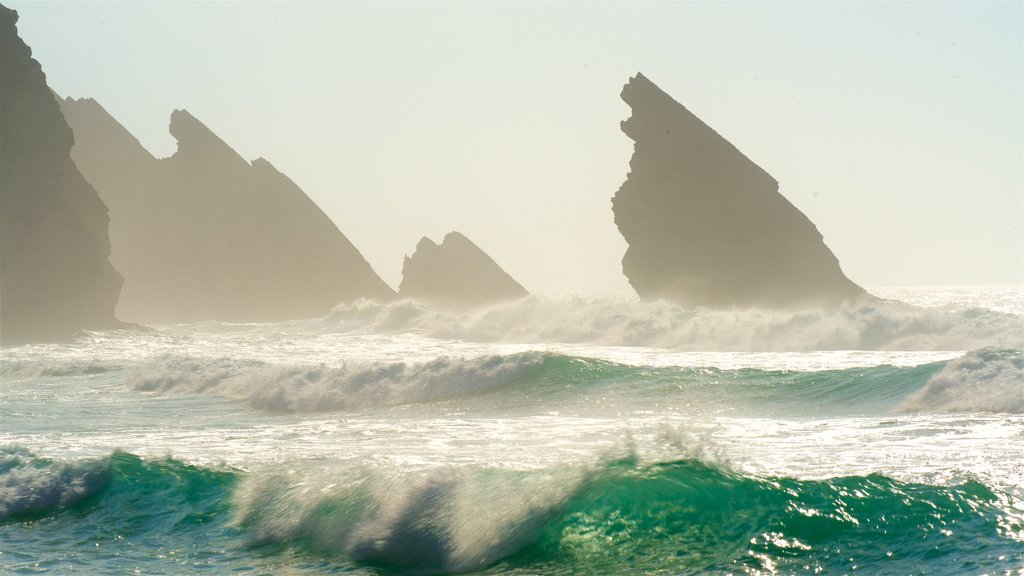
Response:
[[1, 449, 1019, 575], [0, 447, 112, 520], [2, 287, 1021, 574]]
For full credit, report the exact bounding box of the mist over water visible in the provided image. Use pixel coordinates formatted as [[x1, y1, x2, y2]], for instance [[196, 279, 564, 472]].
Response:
[[2, 286, 1022, 575], [2, 2, 1021, 572]]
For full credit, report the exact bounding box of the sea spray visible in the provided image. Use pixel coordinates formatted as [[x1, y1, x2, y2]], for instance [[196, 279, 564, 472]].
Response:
[[123, 351, 953, 416], [0, 447, 112, 520], [229, 455, 1024, 574], [9, 450, 1016, 575], [312, 295, 1024, 351], [2, 445, 1021, 575], [2, 287, 1021, 574], [901, 347, 1024, 413], [233, 463, 585, 573], [125, 353, 550, 413]]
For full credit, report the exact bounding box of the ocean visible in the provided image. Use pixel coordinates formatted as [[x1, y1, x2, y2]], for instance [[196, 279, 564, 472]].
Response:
[[1, 286, 1022, 575]]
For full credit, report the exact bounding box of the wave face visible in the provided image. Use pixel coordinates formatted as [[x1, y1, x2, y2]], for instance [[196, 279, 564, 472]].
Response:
[[0, 450, 240, 573], [123, 349, 1016, 416], [0, 447, 112, 520], [2, 287, 1020, 574], [0, 450, 233, 524], [901, 347, 1024, 413], [2, 450, 1020, 575], [125, 352, 549, 413]]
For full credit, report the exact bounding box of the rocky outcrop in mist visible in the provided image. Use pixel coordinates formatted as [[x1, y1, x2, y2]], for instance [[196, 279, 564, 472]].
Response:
[[59, 99, 396, 324], [399, 232, 528, 311], [612, 73, 865, 309], [0, 6, 124, 343]]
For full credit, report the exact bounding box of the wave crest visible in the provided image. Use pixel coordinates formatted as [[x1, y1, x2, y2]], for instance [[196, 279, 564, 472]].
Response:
[[234, 463, 579, 573], [124, 351, 963, 415], [312, 296, 1024, 352], [2, 450, 1018, 573], [126, 353, 548, 413], [0, 359, 121, 379], [0, 447, 112, 521], [900, 347, 1024, 413], [232, 456, 1021, 574]]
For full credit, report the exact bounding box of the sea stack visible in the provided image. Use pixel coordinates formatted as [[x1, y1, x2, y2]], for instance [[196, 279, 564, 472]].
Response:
[[398, 232, 528, 311], [59, 99, 396, 324], [612, 73, 865, 308], [0, 6, 124, 343]]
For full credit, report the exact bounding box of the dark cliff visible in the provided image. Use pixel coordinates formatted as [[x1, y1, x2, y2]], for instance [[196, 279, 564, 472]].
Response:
[[0, 5, 124, 343], [399, 231, 527, 311], [612, 73, 865, 308], [59, 99, 395, 324]]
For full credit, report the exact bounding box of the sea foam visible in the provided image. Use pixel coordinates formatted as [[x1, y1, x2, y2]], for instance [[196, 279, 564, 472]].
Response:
[[307, 295, 1024, 352], [126, 353, 548, 413], [900, 347, 1024, 413], [0, 447, 112, 520], [233, 462, 582, 573], [231, 455, 1019, 574]]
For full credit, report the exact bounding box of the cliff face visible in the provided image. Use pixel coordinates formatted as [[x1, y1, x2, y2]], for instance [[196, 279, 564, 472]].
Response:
[[612, 73, 865, 309], [59, 100, 395, 324], [0, 6, 123, 344], [398, 232, 527, 311]]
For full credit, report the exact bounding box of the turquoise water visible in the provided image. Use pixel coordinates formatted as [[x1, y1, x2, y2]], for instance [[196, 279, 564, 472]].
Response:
[[2, 451, 1020, 575], [2, 289, 1023, 574]]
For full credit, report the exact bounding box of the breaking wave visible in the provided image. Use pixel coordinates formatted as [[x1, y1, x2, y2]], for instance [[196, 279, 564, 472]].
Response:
[[309, 295, 1024, 352], [901, 347, 1024, 413], [121, 349, 1024, 416], [0, 447, 112, 521], [0, 359, 122, 379], [6, 450, 1017, 575], [125, 353, 550, 413]]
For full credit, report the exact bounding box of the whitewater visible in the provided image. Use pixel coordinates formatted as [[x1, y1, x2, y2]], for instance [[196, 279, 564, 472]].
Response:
[[1, 286, 1022, 575]]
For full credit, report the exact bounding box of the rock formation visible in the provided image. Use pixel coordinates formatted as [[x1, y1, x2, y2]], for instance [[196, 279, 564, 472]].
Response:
[[610, 74, 868, 309], [398, 232, 527, 311], [0, 5, 124, 344], [612, 73, 866, 309], [59, 99, 396, 324]]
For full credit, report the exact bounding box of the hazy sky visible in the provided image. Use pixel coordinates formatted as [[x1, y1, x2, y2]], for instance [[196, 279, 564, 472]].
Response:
[[10, 1, 1023, 294]]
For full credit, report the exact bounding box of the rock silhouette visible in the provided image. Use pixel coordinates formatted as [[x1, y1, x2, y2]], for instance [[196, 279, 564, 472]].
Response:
[[399, 232, 527, 311], [59, 99, 396, 324], [0, 5, 124, 344], [612, 73, 865, 309]]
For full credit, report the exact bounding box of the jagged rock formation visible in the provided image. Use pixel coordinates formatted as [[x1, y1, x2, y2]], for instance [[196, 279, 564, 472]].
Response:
[[398, 232, 527, 311], [59, 99, 396, 324], [0, 5, 124, 344], [612, 73, 865, 308]]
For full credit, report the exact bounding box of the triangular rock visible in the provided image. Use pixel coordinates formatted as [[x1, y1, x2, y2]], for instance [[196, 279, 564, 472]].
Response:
[[0, 5, 124, 343], [59, 98, 395, 324], [399, 232, 528, 311], [612, 73, 865, 308]]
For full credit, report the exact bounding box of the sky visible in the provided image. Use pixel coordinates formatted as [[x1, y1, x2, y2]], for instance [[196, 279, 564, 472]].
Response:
[[9, 1, 1023, 294]]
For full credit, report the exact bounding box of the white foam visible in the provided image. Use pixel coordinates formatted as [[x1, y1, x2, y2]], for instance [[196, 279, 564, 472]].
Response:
[[900, 348, 1024, 413], [232, 462, 584, 572], [314, 295, 1024, 352], [0, 359, 120, 379], [0, 447, 111, 519], [126, 353, 548, 413]]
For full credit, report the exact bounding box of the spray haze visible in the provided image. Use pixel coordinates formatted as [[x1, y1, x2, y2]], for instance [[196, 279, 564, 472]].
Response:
[[1, 5, 1022, 574], [7, 0, 1021, 295], [58, 97, 394, 324]]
